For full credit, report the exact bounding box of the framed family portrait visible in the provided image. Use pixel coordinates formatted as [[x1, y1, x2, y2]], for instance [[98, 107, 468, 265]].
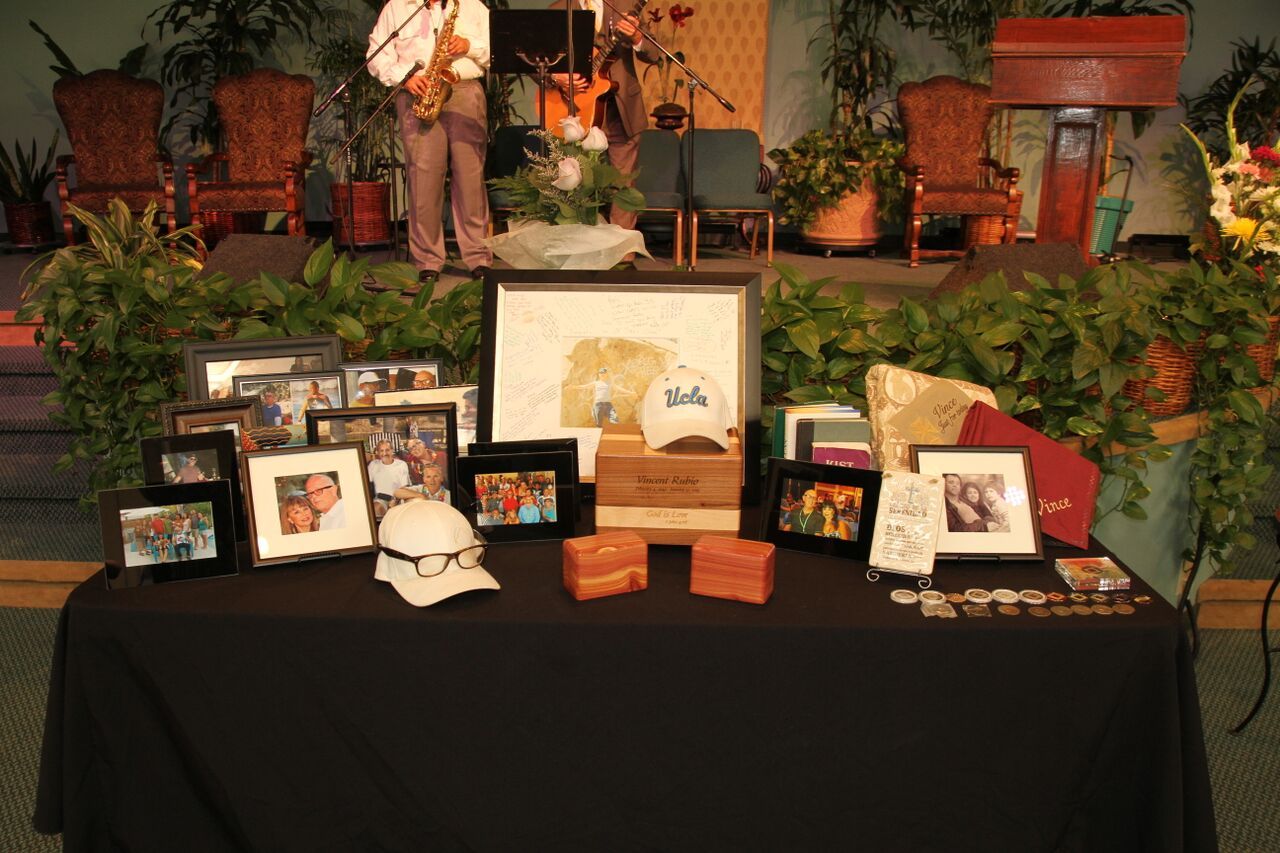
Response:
[[340, 359, 444, 407], [760, 457, 882, 561], [454, 451, 576, 542], [910, 445, 1044, 561], [233, 371, 346, 447], [468, 437, 580, 520], [140, 430, 246, 540], [160, 396, 262, 448], [241, 442, 378, 566], [305, 403, 458, 519], [477, 271, 762, 501], [182, 334, 343, 400], [376, 384, 479, 450], [98, 480, 237, 589]]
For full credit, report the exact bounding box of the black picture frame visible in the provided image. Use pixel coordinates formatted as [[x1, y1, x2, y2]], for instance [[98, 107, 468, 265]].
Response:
[[454, 450, 577, 542], [468, 437, 581, 520], [140, 430, 246, 541], [760, 457, 883, 561], [99, 480, 238, 589], [910, 445, 1044, 561], [240, 442, 379, 566], [338, 358, 446, 405], [160, 396, 262, 449], [305, 403, 460, 515], [477, 271, 762, 503], [182, 334, 343, 401]]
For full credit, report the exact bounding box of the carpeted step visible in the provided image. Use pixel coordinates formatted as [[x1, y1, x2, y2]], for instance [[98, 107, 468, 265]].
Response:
[[0, 347, 57, 396], [0, 499, 101, 562], [0, 454, 91, 499], [0, 397, 69, 433], [0, 432, 73, 455]]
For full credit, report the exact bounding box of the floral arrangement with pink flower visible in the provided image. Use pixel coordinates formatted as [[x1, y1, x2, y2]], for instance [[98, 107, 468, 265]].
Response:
[[487, 117, 644, 226]]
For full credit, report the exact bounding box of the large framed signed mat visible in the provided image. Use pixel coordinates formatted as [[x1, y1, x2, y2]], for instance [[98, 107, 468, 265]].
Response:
[[477, 271, 762, 502]]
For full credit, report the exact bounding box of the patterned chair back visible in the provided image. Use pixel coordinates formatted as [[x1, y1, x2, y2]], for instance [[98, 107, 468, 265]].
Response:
[[212, 69, 315, 183], [52, 70, 164, 188], [898, 76, 994, 189]]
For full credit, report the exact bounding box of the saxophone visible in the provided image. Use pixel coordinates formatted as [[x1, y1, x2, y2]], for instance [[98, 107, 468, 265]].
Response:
[[412, 0, 461, 124]]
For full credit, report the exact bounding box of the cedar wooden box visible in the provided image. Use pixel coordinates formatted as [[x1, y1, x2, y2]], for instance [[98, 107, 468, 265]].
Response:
[[690, 535, 775, 605], [594, 424, 742, 546], [562, 531, 648, 601]]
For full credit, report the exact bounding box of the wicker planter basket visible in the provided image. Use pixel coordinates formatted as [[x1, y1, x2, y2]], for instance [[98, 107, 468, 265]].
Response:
[[1247, 315, 1280, 385], [963, 214, 1004, 248], [200, 211, 267, 250], [4, 201, 55, 247], [331, 182, 391, 247], [1122, 335, 1203, 416]]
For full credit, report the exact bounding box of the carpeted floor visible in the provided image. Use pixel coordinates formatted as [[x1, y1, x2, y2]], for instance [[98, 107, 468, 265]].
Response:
[[0, 607, 60, 852]]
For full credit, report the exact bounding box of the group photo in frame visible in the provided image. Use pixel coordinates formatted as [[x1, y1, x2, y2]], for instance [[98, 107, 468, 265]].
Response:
[[761, 457, 883, 561], [233, 370, 346, 447], [140, 430, 246, 540], [453, 451, 577, 542], [340, 359, 445, 406], [182, 334, 343, 401], [376, 384, 479, 450], [305, 404, 458, 518], [160, 396, 262, 449], [468, 437, 581, 520], [241, 442, 378, 566], [477, 271, 761, 501], [98, 480, 238, 589], [910, 445, 1044, 561]]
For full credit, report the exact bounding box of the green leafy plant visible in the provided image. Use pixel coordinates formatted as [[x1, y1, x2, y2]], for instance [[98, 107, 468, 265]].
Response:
[[768, 129, 904, 229], [0, 131, 61, 205]]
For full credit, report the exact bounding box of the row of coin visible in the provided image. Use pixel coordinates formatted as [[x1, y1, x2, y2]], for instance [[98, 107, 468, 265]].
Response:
[[891, 586, 1153, 616]]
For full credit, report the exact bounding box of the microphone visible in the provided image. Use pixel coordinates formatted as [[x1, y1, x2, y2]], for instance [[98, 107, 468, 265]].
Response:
[[399, 59, 426, 86]]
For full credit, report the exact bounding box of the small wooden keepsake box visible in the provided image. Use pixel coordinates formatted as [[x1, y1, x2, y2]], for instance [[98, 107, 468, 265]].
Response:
[[689, 535, 775, 605], [562, 531, 648, 601], [594, 424, 742, 546]]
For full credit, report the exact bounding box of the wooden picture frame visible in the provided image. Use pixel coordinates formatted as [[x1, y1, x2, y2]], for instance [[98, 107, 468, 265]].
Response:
[[910, 445, 1044, 561], [160, 396, 262, 449], [454, 450, 577, 542], [140, 429, 246, 541], [477, 271, 762, 502], [182, 334, 343, 401], [760, 457, 883, 561]]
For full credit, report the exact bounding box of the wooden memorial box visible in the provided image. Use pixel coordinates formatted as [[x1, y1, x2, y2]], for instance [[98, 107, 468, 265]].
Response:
[[594, 424, 742, 546], [563, 531, 648, 601], [689, 535, 774, 605]]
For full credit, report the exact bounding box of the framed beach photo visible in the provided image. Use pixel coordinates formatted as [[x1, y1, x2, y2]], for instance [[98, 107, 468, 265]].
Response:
[[477, 271, 761, 502], [99, 480, 237, 589], [233, 371, 346, 447], [241, 442, 378, 566], [376, 384, 479, 450], [160, 396, 262, 449], [340, 359, 445, 407], [182, 334, 343, 400], [453, 451, 576, 542], [760, 457, 882, 561], [140, 430, 246, 540], [910, 445, 1044, 561], [305, 403, 459, 518]]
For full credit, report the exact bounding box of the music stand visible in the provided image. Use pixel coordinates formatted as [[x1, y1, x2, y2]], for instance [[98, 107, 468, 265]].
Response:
[[490, 10, 595, 140]]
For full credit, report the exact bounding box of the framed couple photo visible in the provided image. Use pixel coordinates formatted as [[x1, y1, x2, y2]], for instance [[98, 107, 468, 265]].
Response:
[[761, 458, 882, 561]]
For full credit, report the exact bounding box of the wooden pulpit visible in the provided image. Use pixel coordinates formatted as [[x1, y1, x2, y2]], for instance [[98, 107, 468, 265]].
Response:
[[991, 16, 1186, 257]]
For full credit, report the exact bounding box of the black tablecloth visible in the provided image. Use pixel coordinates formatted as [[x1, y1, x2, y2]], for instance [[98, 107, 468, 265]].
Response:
[[35, 524, 1216, 852]]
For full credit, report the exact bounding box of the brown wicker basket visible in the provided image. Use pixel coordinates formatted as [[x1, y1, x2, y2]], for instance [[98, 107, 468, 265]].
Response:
[[199, 211, 267, 250], [963, 214, 1004, 248], [1246, 315, 1280, 385], [1122, 335, 1203, 416], [331, 182, 391, 247], [4, 201, 55, 247]]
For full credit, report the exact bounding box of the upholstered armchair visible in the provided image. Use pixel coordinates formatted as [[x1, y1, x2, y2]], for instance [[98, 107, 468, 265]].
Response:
[[187, 68, 315, 244], [51, 70, 176, 244], [897, 75, 1022, 267]]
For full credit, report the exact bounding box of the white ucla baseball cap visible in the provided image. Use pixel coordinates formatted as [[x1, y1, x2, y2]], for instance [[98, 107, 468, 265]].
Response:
[[638, 365, 734, 450], [375, 500, 499, 606]]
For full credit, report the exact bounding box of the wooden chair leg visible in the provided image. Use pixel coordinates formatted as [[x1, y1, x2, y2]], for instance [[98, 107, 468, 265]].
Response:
[[673, 210, 684, 268], [690, 210, 699, 268], [765, 211, 774, 266], [62, 212, 76, 246]]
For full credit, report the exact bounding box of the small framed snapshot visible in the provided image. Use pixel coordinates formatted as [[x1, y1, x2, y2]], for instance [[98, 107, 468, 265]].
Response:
[[910, 445, 1044, 561], [183, 334, 343, 401], [305, 403, 458, 518], [453, 451, 576, 542], [376, 384, 479, 450], [233, 371, 346, 447], [340, 359, 445, 407], [140, 430, 246, 541], [760, 457, 883, 561], [160, 396, 262, 449], [99, 480, 237, 589], [468, 437, 581, 520], [241, 442, 378, 566]]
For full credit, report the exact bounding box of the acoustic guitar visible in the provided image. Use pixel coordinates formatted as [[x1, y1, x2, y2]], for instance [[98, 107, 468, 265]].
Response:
[[539, 0, 651, 135]]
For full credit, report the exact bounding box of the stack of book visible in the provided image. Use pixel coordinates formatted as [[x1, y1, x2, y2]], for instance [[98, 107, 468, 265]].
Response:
[[1054, 556, 1131, 591], [771, 403, 870, 469]]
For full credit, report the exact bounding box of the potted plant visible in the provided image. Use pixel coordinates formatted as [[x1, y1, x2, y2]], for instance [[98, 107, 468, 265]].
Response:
[[0, 131, 60, 247], [767, 0, 904, 252]]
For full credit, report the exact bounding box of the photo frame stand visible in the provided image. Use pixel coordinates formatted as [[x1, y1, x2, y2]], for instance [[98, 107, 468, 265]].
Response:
[[865, 565, 934, 590]]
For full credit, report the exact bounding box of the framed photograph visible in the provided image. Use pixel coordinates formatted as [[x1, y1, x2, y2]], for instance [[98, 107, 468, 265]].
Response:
[[140, 430, 246, 541], [910, 445, 1044, 561], [241, 442, 378, 566], [477, 271, 761, 501], [183, 334, 343, 401], [468, 437, 580, 519], [453, 451, 576, 542], [98, 480, 237, 589], [760, 457, 883, 561], [376, 384, 479, 450], [160, 396, 262, 448], [305, 404, 458, 519], [233, 371, 346, 447], [340, 359, 445, 407]]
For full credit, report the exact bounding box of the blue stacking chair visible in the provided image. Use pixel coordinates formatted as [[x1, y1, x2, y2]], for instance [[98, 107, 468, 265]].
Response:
[[633, 129, 685, 267], [680, 128, 774, 267]]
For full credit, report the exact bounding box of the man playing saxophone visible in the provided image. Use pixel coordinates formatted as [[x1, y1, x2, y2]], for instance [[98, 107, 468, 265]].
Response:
[[369, 0, 493, 283]]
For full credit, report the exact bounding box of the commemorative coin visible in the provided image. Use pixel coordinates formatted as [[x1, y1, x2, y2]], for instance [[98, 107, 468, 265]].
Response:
[[891, 589, 920, 605], [1113, 603, 1136, 615], [1028, 606, 1052, 617], [997, 604, 1021, 616], [1050, 605, 1073, 617]]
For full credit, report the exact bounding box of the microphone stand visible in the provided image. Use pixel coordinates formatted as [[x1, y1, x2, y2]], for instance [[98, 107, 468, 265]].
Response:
[[315, 0, 431, 258], [596, 0, 735, 271]]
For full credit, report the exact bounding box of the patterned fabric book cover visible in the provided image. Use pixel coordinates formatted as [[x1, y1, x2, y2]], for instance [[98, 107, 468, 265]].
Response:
[[957, 402, 1099, 549], [864, 365, 997, 472]]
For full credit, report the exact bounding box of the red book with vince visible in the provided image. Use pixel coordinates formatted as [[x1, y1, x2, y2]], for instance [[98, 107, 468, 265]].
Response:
[[957, 402, 1099, 549]]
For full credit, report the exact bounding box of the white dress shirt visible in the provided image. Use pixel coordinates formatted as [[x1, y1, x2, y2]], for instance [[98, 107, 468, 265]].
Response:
[[367, 0, 491, 87]]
